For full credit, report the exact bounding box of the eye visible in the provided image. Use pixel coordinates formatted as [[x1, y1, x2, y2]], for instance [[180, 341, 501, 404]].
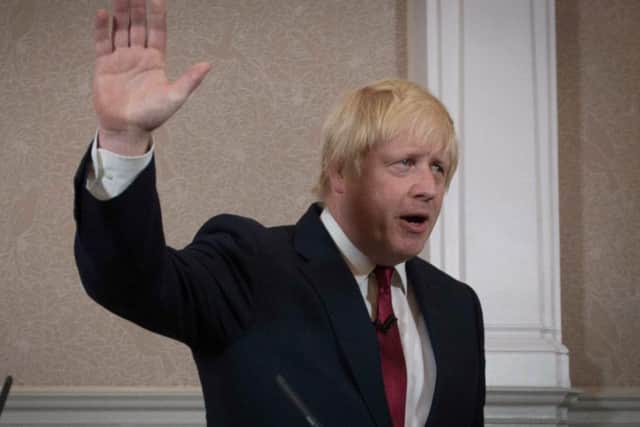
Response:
[[431, 162, 446, 176], [389, 158, 416, 174]]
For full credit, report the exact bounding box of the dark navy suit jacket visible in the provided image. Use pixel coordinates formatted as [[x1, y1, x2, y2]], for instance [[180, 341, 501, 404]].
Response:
[[74, 149, 485, 427]]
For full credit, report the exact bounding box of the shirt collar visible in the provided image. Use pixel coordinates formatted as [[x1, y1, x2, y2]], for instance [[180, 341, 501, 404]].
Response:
[[320, 208, 407, 293]]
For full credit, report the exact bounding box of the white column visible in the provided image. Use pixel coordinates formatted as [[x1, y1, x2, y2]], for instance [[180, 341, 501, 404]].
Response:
[[410, 0, 570, 389]]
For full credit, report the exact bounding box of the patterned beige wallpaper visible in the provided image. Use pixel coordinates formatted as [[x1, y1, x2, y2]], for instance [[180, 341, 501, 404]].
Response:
[[557, 0, 640, 386], [0, 0, 406, 386]]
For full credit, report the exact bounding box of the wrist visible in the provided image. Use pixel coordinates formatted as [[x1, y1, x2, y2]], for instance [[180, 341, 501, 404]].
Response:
[[97, 128, 151, 156]]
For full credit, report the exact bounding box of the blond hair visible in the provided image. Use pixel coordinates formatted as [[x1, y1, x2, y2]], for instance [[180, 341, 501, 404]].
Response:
[[313, 79, 458, 199]]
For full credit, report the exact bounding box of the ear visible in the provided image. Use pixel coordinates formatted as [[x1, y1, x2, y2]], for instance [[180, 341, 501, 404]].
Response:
[[328, 162, 347, 195]]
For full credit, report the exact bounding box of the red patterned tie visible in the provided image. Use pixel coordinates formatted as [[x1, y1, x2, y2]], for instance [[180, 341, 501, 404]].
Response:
[[374, 266, 407, 427]]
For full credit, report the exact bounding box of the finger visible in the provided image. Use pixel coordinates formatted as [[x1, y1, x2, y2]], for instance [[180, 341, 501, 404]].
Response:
[[169, 62, 211, 105], [95, 9, 112, 58], [129, 0, 146, 47], [111, 0, 130, 48], [147, 0, 166, 54]]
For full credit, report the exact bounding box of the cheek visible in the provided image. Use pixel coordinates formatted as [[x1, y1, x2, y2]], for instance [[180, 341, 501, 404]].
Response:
[[373, 181, 404, 203], [433, 195, 445, 213]]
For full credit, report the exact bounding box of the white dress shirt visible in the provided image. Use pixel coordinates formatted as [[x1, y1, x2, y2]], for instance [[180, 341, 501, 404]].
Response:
[[85, 132, 154, 200], [319, 210, 436, 426], [85, 135, 437, 426]]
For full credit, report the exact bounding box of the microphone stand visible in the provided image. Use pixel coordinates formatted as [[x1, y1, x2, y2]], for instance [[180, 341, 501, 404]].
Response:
[[276, 374, 324, 427], [0, 376, 13, 419]]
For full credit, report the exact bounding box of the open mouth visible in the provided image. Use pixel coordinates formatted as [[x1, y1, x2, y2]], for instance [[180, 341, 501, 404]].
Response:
[[400, 215, 428, 225]]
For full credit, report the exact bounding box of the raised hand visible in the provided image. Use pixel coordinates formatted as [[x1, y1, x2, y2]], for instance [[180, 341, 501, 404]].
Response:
[[93, 0, 210, 155]]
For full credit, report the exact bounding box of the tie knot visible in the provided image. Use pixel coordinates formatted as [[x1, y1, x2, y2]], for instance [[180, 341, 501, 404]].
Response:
[[374, 266, 394, 291]]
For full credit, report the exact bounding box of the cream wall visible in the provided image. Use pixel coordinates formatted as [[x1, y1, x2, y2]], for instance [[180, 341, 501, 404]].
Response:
[[0, 0, 406, 386], [557, 0, 640, 387]]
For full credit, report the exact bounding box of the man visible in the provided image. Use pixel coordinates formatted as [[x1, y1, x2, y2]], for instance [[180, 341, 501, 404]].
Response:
[[74, 1, 485, 426]]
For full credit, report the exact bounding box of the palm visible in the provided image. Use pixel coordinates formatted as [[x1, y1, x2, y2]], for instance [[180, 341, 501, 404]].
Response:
[[94, 47, 173, 132]]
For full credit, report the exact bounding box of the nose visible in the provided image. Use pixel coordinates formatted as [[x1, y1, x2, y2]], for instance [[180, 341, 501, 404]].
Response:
[[409, 166, 439, 201]]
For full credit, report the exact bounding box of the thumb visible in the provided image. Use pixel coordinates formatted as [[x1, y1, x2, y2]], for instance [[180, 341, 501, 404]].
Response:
[[169, 62, 211, 105]]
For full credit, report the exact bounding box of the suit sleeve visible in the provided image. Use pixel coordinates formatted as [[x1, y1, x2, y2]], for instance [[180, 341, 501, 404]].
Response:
[[73, 145, 260, 351]]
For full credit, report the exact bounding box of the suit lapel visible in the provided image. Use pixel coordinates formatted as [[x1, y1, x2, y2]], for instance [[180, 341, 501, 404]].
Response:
[[406, 258, 447, 427], [294, 205, 392, 427]]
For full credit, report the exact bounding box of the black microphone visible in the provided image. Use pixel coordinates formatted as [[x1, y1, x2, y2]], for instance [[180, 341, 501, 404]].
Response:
[[276, 374, 324, 427], [373, 314, 397, 333], [0, 375, 13, 419]]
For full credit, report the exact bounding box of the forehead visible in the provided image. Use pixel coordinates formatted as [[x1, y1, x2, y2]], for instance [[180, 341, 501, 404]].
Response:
[[378, 127, 449, 157]]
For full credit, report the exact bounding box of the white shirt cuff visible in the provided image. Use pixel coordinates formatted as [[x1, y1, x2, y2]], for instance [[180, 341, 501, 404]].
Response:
[[85, 130, 154, 200]]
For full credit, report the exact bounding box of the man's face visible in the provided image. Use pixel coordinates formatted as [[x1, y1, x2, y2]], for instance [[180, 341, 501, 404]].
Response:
[[333, 131, 449, 266]]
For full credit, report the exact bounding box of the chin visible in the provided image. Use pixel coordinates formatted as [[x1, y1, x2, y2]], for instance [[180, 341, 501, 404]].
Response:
[[374, 236, 428, 265], [382, 247, 423, 265], [402, 248, 423, 260]]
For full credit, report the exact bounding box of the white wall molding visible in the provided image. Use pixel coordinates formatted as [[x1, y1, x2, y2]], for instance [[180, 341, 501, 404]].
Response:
[[0, 387, 205, 426], [486, 386, 575, 426], [3, 387, 639, 426], [568, 388, 640, 427], [408, 0, 570, 389]]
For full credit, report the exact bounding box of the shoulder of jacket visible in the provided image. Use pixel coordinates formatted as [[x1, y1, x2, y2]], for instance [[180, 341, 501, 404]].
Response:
[[193, 214, 297, 253], [410, 256, 479, 299]]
